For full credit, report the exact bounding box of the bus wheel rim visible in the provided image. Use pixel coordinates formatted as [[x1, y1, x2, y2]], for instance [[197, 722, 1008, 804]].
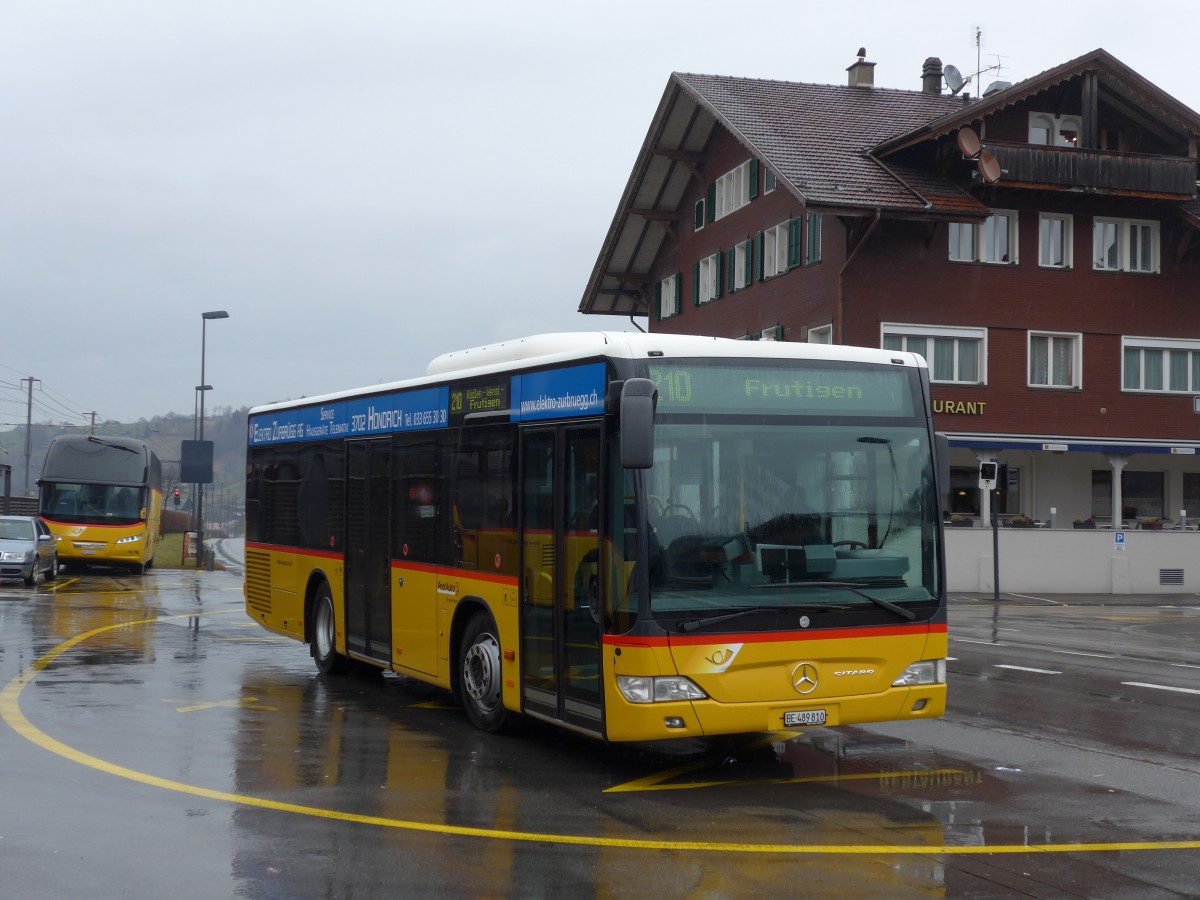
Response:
[[316, 602, 333, 658], [463, 634, 500, 710]]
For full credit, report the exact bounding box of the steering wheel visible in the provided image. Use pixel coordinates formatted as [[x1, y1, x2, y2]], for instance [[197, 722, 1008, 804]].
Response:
[[833, 540, 868, 550], [662, 503, 696, 520]]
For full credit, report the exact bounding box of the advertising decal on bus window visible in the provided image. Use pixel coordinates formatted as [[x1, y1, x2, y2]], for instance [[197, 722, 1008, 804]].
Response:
[[248, 363, 608, 446], [512, 363, 606, 421]]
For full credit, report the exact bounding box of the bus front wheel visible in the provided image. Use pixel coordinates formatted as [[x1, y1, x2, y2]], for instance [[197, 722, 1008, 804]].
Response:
[[312, 583, 350, 675], [459, 612, 507, 732]]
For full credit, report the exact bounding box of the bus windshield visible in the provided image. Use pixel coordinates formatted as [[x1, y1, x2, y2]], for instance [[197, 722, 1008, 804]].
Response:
[[41, 482, 147, 525], [622, 358, 940, 630]]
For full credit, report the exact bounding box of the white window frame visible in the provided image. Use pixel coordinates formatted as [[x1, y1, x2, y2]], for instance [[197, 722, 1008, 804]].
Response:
[[1093, 217, 1159, 274], [715, 161, 751, 220], [807, 324, 833, 344], [880, 323, 987, 385], [659, 274, 680, 319], [762, 220, 789, 278], [949, 211, 1019, 264], [733, 242, 749, 290], [697, 253, 720, 305], [1039, 213, 1073, 269], [1028, 331, 1082, 389], [1028, 112, 1081, 147], [1122, 336, 1200, 394]]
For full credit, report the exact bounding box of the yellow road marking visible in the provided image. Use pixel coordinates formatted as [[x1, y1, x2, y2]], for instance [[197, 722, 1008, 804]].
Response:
[[169, 696, 278, 714], [3, 611, 1200, 856]]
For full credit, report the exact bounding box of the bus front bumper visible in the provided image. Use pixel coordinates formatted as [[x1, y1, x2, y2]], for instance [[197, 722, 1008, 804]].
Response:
[[602, 684, 946, 743]]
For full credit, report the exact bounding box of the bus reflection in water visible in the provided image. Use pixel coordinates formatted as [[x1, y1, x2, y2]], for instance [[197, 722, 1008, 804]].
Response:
[[244, 332, 948, 743]]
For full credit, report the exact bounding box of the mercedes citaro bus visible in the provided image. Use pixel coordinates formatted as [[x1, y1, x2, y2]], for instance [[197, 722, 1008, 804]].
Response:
[[244, 333, 948, 742]]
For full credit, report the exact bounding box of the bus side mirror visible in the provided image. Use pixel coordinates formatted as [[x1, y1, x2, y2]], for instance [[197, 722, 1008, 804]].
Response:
[[619, 378, 657, 470]]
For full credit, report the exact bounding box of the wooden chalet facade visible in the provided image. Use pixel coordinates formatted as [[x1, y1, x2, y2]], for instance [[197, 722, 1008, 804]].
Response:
[[580, 49, 1200, 532]]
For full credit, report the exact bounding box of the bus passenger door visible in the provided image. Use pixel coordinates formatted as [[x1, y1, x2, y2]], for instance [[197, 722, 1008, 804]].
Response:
[[345, 439, 392, 665], [519, 425, 603, 735]]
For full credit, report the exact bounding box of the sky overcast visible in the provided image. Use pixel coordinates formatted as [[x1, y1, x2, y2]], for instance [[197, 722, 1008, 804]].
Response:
[[1, 0, 1197, 426]]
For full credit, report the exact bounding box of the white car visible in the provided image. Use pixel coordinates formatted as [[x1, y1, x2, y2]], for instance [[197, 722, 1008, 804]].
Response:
[[0, 515, 58, 586]]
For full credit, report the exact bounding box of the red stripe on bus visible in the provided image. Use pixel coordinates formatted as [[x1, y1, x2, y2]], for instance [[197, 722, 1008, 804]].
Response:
[[391, 559, 519, 587], [603, 622, 946, 648]]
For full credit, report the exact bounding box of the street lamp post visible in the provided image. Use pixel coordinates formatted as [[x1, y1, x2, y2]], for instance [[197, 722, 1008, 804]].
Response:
[[196, 310, 229, 568]]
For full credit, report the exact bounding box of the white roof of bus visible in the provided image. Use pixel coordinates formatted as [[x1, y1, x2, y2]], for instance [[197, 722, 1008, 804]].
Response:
[[249, 332, 925, 414]]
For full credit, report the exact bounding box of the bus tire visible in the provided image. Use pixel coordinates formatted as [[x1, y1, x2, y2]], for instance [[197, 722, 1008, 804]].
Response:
[[459, 611, 507, 732], [312, 582, 350, 675]]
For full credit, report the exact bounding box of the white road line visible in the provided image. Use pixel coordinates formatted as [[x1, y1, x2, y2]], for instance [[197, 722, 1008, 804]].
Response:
[[1170, 663, 1200, 669], [952, 638, 1005, 645], [1049, 649, 1116, 659], [995, 664, 1062, 675], [1121, 682, 1200, 695]]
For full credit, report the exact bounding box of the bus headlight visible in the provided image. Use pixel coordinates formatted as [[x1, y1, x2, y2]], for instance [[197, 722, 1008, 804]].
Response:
[[892, 660, 946, 686], [617, 675, 707, 704], [115, 535, 143, 545]]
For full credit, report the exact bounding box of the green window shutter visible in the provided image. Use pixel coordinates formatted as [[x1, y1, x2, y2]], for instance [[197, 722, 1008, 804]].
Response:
[[787, 217, 802, 268], [694, 199, 704, 230], [674, 271, 683, 310], [744, 239, 753, 286], [706, 183, 716, 223], [693, 261, 700, 306], [749, 159, 759, 200], [756, 232, 765, 281], [715, 251, 724, 299], [654, 282, 662, 321], [726, 248, 736, 293], [807, 213, 822, 264]]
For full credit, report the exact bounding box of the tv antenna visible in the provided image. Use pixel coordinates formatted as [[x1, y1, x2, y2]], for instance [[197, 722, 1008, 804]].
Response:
[[944, 27, 1005, 96]]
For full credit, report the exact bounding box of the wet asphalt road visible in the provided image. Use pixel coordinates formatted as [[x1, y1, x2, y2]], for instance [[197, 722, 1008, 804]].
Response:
[[2, 567, 1200, 899]]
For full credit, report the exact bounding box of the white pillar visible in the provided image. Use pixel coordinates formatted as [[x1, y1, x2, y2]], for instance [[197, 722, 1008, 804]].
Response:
[[1108, 455, 1128, 526]]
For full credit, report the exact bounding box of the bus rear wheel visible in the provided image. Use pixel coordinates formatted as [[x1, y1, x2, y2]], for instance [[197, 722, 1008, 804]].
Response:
[[459, 612, 507, 732], [312, 583, 350, 675]]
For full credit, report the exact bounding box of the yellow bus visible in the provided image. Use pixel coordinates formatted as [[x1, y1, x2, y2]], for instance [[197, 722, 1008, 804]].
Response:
[[38, 434, 164, 573], [244, 333, 949, 742]]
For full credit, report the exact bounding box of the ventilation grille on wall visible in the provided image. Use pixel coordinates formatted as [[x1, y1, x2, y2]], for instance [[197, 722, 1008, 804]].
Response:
[[1159, 569, 1184, 586]]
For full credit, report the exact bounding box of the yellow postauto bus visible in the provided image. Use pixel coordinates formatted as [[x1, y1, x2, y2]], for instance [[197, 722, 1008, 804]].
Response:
[[38, 434, 164, 573], [244, 333, 949, 742]]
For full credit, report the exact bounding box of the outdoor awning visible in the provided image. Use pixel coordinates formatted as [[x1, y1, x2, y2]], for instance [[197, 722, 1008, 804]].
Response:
[[944, 433, 1200, 456]]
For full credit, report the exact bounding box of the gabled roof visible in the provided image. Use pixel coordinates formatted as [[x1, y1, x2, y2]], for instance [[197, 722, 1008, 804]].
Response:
[[876, 48, 1200, 155], [580, 72, 989, 316], [676, 74, 975, 211]]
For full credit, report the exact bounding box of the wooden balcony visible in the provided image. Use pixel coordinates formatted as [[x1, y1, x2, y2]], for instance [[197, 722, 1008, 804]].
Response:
[[984, 141, 1198, 198]]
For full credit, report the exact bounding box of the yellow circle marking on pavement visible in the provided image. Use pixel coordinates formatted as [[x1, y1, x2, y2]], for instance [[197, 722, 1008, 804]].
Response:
[[4, 612, 1200, 856]]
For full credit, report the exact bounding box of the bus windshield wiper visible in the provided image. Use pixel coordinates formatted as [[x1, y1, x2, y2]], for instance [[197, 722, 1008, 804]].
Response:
[[87, 436, 137, 453], [751, 581, 917, 621], [677, 604, 830, 633]]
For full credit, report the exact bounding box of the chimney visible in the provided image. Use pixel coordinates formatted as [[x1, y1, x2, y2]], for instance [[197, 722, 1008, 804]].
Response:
[[922, 57, 943, 93], [847, 48, 875, 88]]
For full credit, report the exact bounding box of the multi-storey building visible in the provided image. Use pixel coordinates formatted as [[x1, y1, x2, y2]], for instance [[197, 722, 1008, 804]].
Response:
[[579, 48, 1200, 537]]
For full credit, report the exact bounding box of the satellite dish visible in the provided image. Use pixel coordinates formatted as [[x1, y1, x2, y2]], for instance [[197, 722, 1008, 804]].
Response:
[[944, 64, 965, 95], [977, 150, 1002, 184], [957, 127, 981, 159]]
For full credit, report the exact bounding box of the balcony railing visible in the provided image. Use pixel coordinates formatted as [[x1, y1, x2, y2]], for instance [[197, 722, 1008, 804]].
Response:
[[984, 141, 1197, 198]]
